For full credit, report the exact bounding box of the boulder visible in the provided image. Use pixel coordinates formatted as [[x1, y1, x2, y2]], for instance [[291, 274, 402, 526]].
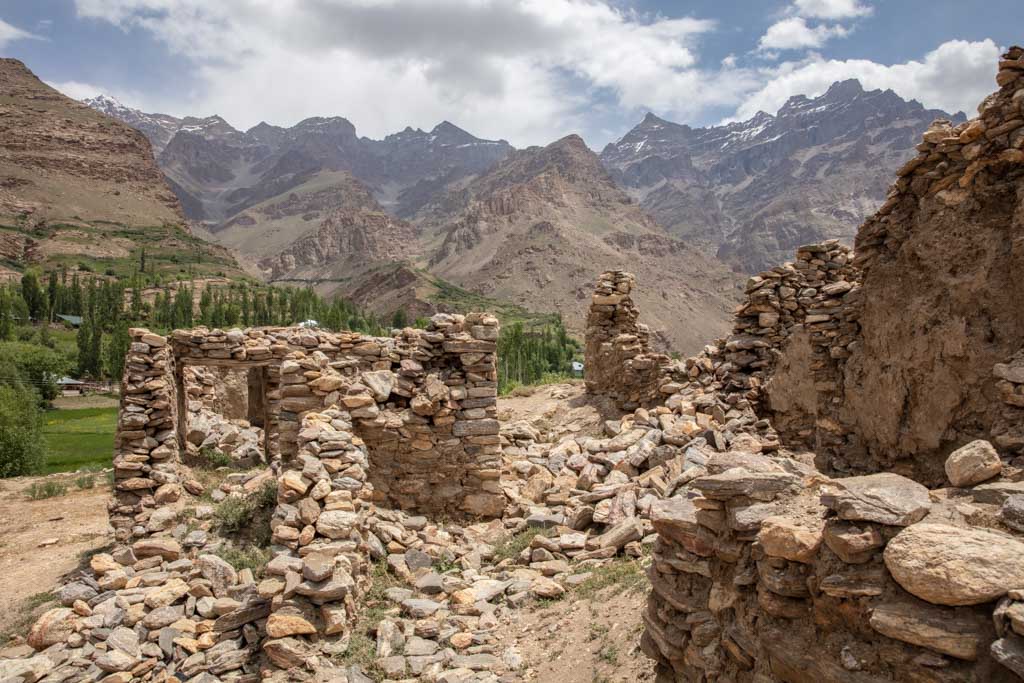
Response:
[[884, 524, 1024, 605], [945, 440, 1002, 487], [27, 608, 79, 650]]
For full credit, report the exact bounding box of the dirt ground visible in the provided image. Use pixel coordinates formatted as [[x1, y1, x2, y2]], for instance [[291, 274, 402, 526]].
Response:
[[51, 394, 119, 410], [0, 474, 110, 642], [498, 580, 655, 682], [497, 381, 623, 443]]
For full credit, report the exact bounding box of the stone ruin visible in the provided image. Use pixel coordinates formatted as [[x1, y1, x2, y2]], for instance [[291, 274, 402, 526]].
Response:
[[7, 43, 1024, 683], [93, 313, 503, 677], [111, 314, 504, 544], [576, 47, 1024, 682], [583, 270, 671, 410]]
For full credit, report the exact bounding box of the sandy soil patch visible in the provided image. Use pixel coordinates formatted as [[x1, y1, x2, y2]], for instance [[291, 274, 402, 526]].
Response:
[[0, 474, 110, 641]]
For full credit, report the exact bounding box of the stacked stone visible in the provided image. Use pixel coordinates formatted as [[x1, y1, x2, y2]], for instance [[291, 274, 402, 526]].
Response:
[[584, 270, 672, 410], [356, 313, 504, 517], [642, 442, 1024, 681], [259, 408, 376, 675], [110, 328, 185, 543], [857, 45, 1024, 271], [992, 352, 1024, 454], [20, 538, 267, 681], [111, 314, 503, 546], [676, 241, 861, 454]]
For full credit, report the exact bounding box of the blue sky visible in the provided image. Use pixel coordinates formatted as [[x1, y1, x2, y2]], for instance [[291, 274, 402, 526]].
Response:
[[0, 0, 1020, 148]]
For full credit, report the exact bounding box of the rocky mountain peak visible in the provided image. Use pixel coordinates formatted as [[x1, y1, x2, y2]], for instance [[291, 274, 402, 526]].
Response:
[[602, 77, 965, 272]]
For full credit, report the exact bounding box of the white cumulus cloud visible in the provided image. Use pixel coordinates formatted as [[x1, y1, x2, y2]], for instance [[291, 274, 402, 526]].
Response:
[[793, 0, 873, 19], [71, 0, 743, 146], [759, 17, 849, 50], [733, 38, 1001, 121]]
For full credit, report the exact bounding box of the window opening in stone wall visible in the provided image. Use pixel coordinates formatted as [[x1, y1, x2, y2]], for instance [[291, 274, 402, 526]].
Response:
[[179, 363, 270, 467]]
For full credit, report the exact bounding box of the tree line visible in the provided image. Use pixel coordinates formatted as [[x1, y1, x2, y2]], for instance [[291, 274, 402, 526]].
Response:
[[497, 318, 581, 393]]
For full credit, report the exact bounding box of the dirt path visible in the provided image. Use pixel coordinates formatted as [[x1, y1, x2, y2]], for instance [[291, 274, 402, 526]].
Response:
[[497, 381, 623, 443], [51, 394, 119, 410], [0, 474, 110, 642], [496, 578, 655, 682]]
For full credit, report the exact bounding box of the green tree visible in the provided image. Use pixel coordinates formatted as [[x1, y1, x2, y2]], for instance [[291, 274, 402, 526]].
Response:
[[106, 320, 130, 381], [391, 308, 409, 329], [0, 383, 44, 477], [20, 270, 44, 320]]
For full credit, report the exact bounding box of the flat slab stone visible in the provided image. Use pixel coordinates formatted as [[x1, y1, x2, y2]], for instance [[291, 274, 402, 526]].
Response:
[[820, 473, 930, 526], [869, 601, 988, 660], [971, 480, 1024, 505], [884, 523, 1024, 606], [691, 469, 800, 501], [991, 635, 1024, 678]]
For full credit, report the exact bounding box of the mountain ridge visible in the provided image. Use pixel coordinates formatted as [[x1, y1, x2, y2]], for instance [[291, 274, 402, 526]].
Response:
[[601, 78, 965, 272]]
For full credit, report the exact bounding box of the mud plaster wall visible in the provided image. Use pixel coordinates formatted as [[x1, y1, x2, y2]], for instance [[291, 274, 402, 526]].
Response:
[[110, 314, 503, 542]]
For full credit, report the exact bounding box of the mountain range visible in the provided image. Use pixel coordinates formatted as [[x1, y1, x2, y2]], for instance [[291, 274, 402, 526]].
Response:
[[601, 79, 964, 271], [1, 57, 960, 354], [0, 60, 242, 284]]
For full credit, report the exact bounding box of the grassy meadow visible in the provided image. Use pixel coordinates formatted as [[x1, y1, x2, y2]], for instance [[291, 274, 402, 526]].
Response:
[[41, 405, 117, 473]]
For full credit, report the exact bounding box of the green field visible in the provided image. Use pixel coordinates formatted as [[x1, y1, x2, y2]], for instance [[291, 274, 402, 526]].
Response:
[[41, 406, 117, 473]]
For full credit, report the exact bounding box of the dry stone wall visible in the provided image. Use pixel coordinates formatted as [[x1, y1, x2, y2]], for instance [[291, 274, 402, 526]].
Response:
[[584, 270, 671, 410], [111, 313, 503, 543], [640, 46, 1024, 683], [643, 447, 1024, 682], [838, 45, 1024, 481]]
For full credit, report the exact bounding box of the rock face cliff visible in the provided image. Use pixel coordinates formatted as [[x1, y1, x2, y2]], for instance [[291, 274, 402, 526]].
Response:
[[835, 47, 1024, 482], [602, 80, 962, 273], [0, 59, 183, 227], [420, 134, 739, 353]]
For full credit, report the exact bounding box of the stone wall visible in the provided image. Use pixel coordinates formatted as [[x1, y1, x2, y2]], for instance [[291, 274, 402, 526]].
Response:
[[837, 45, 1024, 481], [584, 270, 671, 410], [111, 313, 503, 542], [648, 241, 861, 470], [642, 446, 1024, 682], [641, 47, 1024, 683]]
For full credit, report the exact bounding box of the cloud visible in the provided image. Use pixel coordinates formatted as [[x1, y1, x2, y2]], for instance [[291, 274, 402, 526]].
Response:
[[758, 17, 848, 50], [732, 38, 1001, 121], [0, 17, 43, 48], [793, 0, 873, 19], [71, 0, 736, 146], [46, 79, 106, 100]]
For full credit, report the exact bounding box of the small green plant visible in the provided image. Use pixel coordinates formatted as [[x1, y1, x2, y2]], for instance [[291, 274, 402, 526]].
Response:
[[26, 480, 68, 500], [212, 480, 276, 545], [492, 527, 551, 563], [574, 556, 649, 599], [216, 545, 273, 579], [74, 474, 95, 489], [198, 446, 234, 470], [23, 591, 55, 610], [599, 643, 620, 664], [332, 561, 400, 676]]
